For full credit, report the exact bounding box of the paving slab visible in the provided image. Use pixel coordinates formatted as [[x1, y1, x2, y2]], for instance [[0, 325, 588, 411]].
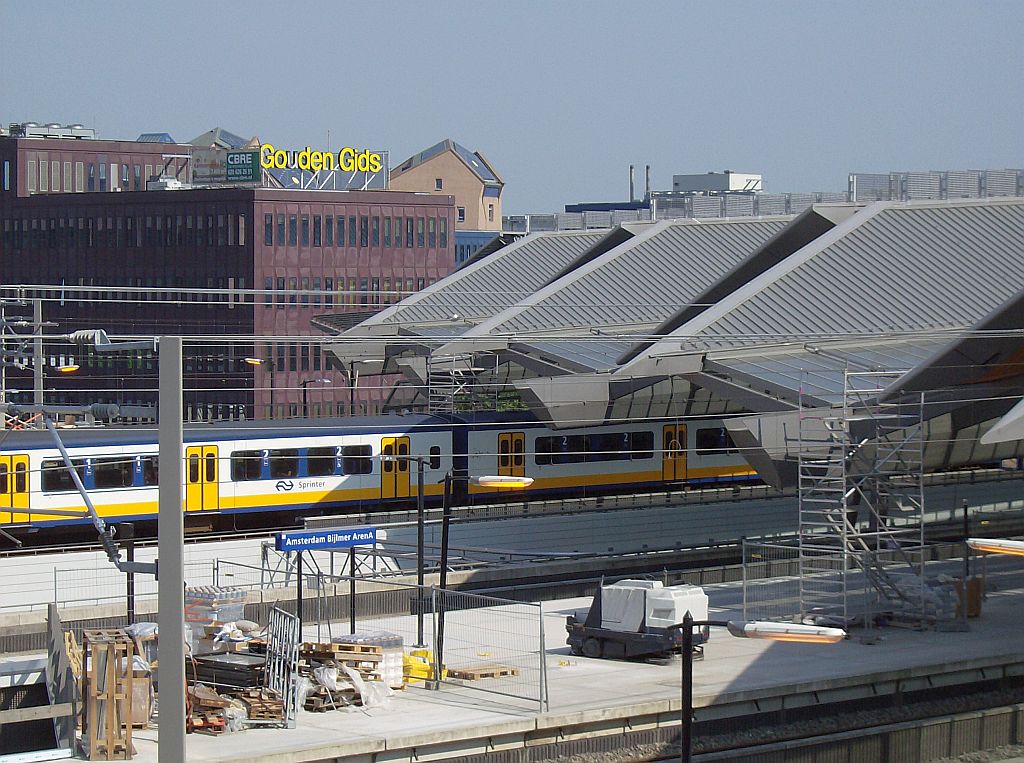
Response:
[[122, 557, 1024, 762]]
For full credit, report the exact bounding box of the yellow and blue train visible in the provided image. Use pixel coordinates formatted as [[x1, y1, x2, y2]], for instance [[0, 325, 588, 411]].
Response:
[[0, 412, 757, 533]]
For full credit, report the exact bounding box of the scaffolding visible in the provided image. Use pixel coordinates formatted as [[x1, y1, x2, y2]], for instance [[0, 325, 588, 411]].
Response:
[[798, 371, 930, 628]]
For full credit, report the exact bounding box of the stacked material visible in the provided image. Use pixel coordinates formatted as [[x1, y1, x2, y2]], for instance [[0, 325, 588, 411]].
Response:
[[187, 653, 265, 689], [184, 587, 247, 639], [331, 631, 404, 688]]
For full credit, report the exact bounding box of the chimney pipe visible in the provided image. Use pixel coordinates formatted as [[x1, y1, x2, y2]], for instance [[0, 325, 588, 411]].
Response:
[[629, 165, 635, 203], [645, 165, 651, 201]]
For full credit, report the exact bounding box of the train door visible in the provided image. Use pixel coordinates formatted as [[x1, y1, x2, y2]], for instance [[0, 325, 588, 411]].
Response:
[[498, 432, 526, 478], [380, 436, 412, 499], [185, 445, 219, 511], [0, 454, 30, 523], [662, 424, 687, 482]]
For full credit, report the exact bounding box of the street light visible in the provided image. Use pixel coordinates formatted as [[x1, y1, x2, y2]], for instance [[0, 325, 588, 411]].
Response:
[[967, 537, 1024, 556], [300, 377, 329, 418], [434, 472, 534, 684], [673, 613, 844, 763]]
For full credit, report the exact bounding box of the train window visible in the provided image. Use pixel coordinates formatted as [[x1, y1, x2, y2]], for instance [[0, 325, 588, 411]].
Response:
[[588, 432, 626, 462], [268, 449, 299, 479], [631, 431, 654, 460], [534, 437, 552, 466], [429, 446, 441, 470], [397, 441, 409, 472], [94, 458, 135, 489], [343, 445, 373, 475], [231, 450, 263, 481], [499, 438, 510, 468], [307, 447, 337, 477], [142, 456, 159, 486], [0, 463, 6, 494], [14, 462, 25, 493], [41, 459, 86, 492], [205, 453, 216, 482], [552, 435, 585, 465], [695, 428, 738, 456], [188, 454, 200, 483], [513, 438, 524, 468], [382, 443, 394, 473]]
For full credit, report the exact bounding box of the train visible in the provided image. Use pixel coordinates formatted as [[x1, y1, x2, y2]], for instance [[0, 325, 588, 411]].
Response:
[[0, 411, 758, 536]]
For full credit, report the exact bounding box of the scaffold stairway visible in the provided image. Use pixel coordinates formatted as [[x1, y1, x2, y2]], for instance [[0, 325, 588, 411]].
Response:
[[798, 371, 928, 627]]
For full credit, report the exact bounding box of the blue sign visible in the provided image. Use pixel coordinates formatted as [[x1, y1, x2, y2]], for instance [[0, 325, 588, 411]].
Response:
[[275, 527, 377, 552]]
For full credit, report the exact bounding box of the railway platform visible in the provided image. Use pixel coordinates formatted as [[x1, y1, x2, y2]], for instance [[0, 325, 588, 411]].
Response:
[[125, 558, 1024, 763]]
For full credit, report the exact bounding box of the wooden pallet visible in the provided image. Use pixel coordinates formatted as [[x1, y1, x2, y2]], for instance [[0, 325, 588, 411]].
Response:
[[235, 688, 284, 721], [189, 710, 226, 735], [447, 665, 520, 681], [302, 685, 357, 712], [301, 642, 381, 655]]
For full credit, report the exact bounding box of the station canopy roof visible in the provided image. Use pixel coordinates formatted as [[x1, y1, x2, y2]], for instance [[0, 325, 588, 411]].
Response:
[[326, 197, 1024, 474]]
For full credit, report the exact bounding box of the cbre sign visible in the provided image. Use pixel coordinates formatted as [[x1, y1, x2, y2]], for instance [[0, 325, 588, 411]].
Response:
[[275, 527, 377, 552], [225, 150, 259, 182]]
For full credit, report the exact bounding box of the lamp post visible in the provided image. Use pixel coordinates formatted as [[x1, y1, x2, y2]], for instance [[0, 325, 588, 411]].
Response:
[[673, 614, 845, 763], [300, 377, 329, 419], [434, 473, 534, 686]]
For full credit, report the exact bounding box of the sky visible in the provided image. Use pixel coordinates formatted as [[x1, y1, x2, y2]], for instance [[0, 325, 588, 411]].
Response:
[[1, 1, 1021, 214]]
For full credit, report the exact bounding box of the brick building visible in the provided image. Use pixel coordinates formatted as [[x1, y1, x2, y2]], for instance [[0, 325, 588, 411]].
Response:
[[1, 131, 455, 419]]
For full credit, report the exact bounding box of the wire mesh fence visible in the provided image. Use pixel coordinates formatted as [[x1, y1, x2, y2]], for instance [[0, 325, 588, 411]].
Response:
[[293, 574, 547, 711], [52, 560, 213, 608], [742, 539, 801, 622]]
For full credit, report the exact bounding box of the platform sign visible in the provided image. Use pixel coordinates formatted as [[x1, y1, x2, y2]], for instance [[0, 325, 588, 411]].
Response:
[[275, 527, 376, 552]]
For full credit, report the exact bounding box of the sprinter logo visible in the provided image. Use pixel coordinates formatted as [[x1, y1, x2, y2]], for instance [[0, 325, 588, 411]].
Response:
[[260, 143, 383, 173]]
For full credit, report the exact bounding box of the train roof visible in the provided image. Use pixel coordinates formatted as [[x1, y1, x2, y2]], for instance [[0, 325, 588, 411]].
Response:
[[0, 413, 453, 450]]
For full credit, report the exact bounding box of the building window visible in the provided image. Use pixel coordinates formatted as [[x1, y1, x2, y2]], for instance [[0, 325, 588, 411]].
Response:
[[27, 160, 37, 193], [435, 178, 443, 190], [325, 215, 333, 246], [276, 277, 285, 307], [64, 161, 71, 192], [313, 277, 321, 307], [289, 276, 297, 306], [370, 277, 380, 305], [394, 217, 402, 247], [121, 164, 129, 189], [39, 160, 48, 192], [359, 215, 368, 247], [359, 277, 368, 305], [301, 214, 309, 246], [428, 217, 436, 248], [133, 165, 141, 191], [325, 277, 333, 308], [98, 163, 107, 192], [301, 277, 309, 306], [289, 343, 297, 372], [264, 210, 276, 246], [313, 215, 321, 246], [406, 217, 414, 248], [348, 216, 357, 246], [336, 216, 344, 246], [372, 216, 380, 246], [75, 162, 84, 192], [440, 218, 448, 248], [264, 277, 273, 308], [488, 203, 494, 222], [383, 216, 391, 247], [288, 214, 297, 246], [457, 207, 466, 222], [300, 344, 309, 371], [2, 160, 9, 191], [416, 217, 425, 248]]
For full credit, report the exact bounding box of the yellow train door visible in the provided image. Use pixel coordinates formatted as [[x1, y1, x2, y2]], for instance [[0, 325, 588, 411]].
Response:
[[0, 454, 30, 524], [185, 445, 219, 511], [662, 424, 687, 482], [380, 437, 411, 499], [498, 432, 526, 478]]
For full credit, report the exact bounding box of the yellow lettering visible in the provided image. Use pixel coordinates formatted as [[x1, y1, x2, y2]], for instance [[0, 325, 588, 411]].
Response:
[[260, 144, 275, 169], [339, 147, 356, 172], [368, 153, 382, 173], [298, 147, 311, 171], [310, 152, 323, 172], [322, 151, 336, 171], [273, 150, 288, 169]]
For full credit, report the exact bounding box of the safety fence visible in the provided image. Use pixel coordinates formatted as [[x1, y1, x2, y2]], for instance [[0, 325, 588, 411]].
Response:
[[52, 560, 214, 608]]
